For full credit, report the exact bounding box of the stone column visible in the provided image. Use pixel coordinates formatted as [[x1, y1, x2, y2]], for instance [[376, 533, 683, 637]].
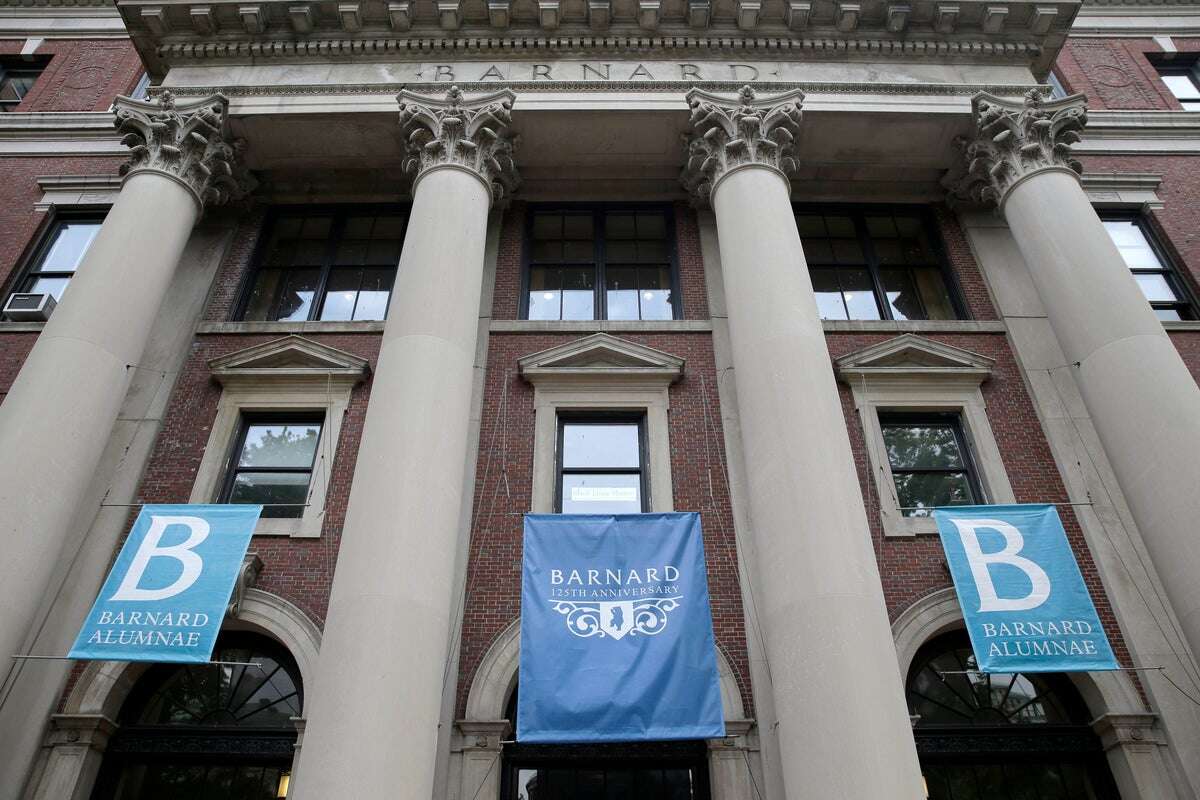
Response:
[[681, 87, 925, 798], [957, 91, 1200, 671], [291, 87, 518, 800], [0, 93, 246, 735]]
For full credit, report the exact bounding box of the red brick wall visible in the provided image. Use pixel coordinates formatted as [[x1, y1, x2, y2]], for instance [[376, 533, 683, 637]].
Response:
[[1054, 38, 1200, 111], [826, 332, 1137, 679], [455, 331, 752, 718], [935, 204, 998, 321], [0, 39, 143, 113]]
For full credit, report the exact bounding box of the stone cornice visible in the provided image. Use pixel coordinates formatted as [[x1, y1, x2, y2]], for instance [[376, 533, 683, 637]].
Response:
[[397, 84, 519, 204], [949, 89, 1088, 208], [680, 84, 803, 206]]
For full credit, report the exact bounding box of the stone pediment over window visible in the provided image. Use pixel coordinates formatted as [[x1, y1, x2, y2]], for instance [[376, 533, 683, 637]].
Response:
[[208, 335, 370, 388], [835, 334, 994, 387], [518, 333, 684, 387]]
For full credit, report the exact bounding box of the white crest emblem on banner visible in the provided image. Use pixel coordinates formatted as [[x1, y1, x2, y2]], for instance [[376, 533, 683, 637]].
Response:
[[551, 597, 682, 641]]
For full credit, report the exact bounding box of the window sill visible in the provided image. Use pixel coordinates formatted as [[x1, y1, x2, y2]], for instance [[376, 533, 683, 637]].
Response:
[[198, 321, 386, 335], [253, 517, 322, 538], [0, 321, 46, 333], [492, 320, 713, 333], [822, 320, 1007, 333], [1163, 321, 1200, 332]]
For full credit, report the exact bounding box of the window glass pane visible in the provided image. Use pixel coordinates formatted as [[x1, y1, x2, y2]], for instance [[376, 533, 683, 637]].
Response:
[[606, 241, 637, 262], [559, 214, 591, 241], [636, 212, 667, 239], [561, 266, 595, 320], [882, 423, 964, 469], [528, 267, 561, 321], [366, 238, 402, 265], [320, 268, 360, 321], [1103, 220, 1164, 268], [239, 422, 321, 468], [810, 268, 847, 320], [892, 471, 974, 516], [229, 472, 310, 518], [576, 770, 604, 800], [801, 238, 834, 263], [532, 240, 563, 262], [865, 216, 897, 238], [561, 473, 642, 514], [276, 269, 320, 321], [39, 221, 100, 271], [354, 267, 393, 320], [637, 239, 668, 263], [27, 276, 70, 302], [563, 239, 594, 262], [1162, 73, 1200, 100], [639, 266, 674, 320], [605, 214, 636, 239], [1135, 273, 1179, 303], [334, 238, 368, 265], [824, 216, 855, 237], [881, 267, 923, 321], [913, 267, 957, 320], [605, 265, 639, 321], [562, 423, 641, 468], [832, 238, 866, 264], [840, 268, 881, 320], [243, 268, 282, 321], [872, 238, 903, 265], [1156, 307, 1183, 322], [532, 213, 561, 240]]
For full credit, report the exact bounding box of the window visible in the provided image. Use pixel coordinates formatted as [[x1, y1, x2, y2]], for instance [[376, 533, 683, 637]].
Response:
[[221, 414, 324, 519], [131, 71, 152, 100], [556, 416, 646, 514], [908, 632, 1120, 800], [0, 57, 47, 112], [7, 215, 103, 305], [91, 633, 301, 800], [1101, 215, 1195, 320], [795, 207, 961, 321], [1156, 60, 1200, 111], [524, 206, 679, 321], [1047, 70, 1068, 99], [879, 412, 982, 517], [240, 207, 407, 322]]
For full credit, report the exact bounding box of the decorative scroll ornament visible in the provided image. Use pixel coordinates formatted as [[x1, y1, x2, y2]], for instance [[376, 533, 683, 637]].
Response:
[[226, 552, 264, 618], [680, 84, 804, 206], [397, 85, 520, 205], [114, 91, 252, 209], [551, 597, 683, 641], [950, 89, 1088, 208]]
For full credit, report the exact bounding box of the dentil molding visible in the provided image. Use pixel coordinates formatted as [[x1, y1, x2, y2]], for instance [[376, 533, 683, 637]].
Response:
[[397, 84, 520, 204]]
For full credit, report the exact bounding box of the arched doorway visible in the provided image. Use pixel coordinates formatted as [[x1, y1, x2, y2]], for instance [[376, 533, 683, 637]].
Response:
[[89, 632, 302, 800], [907, 631, 1121, 799], [500, 687, 711, 800]]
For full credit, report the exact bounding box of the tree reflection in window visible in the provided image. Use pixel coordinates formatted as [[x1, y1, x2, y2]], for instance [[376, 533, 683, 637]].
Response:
[[879, 412, 981, 517]]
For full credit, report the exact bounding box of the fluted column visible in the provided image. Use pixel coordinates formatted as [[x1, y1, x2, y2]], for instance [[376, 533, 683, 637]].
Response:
[[292, 87, 518, 800], [0, 92, 246, 755], [957, 91, 1200, 671], [682, 87, 925, 798]]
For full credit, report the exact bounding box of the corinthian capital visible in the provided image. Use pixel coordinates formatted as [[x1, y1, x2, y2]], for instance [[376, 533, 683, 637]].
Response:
[[114, 91, 252, 210], [951, 89, 1088, 207], [397, 85, 520, 205], [680, 85, 804, 206]]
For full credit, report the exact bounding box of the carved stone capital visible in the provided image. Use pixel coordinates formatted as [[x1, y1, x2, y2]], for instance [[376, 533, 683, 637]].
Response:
[[114, 91, 254, 211], [397, 85, 520, 206], [949, 89, 1088, 209], [680, 84, 804, 206]]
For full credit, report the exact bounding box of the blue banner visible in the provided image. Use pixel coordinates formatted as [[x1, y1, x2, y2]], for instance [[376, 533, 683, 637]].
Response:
[[69, 504, 261, 663], [934, 504, 1118, 673], [518, 513, 725, 743]]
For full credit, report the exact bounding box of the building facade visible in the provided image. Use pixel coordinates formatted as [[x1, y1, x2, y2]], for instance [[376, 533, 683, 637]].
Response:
[[2, 0, 1200, 797]]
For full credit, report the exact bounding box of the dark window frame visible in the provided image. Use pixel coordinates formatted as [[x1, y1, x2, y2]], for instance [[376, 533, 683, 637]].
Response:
[[218, 411, 325, 518], [520, 203, 683, 321], [0, 56, 50, 112], [3, 208, 107, 304], [1100, 209, 1197, 320], [554, 412, 649, 514], [1150, 56, 1200, 111], [234, 203, 410, 323], [878, 411, 985, 515], [793, 203, 969, 322]]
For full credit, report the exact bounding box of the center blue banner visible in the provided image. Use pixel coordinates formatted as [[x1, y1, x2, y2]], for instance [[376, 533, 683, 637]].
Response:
[[934, 504, 1118, 673], [69, 504, 261, 663], [518, 513, 725, 743]]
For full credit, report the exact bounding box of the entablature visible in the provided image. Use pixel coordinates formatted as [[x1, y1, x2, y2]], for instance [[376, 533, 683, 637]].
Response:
[[118, 0, 1079, 75]]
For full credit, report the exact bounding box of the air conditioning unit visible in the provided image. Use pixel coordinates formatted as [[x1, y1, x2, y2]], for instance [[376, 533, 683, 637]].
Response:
[[3, 292, 56, 322]]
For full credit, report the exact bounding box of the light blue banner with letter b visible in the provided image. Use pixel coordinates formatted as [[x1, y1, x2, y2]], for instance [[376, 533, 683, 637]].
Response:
[[934, 504, 1118, 673], [518, 512, 725, 743], [69, 504, 261, 663]]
